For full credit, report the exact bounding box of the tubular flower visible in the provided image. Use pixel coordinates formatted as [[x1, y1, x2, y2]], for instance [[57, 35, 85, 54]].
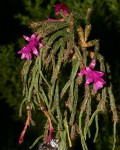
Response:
[[78, 59, 106, 91], [19, 111, 31, 144], [18, 33, 43, 60], [46, 125, 54, 144], [44, 111, 54, 144], [54, 2, 69, 15]]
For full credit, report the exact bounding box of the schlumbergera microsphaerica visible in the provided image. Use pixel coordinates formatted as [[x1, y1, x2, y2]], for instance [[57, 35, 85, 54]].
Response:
[[18, 2, 118, 150]]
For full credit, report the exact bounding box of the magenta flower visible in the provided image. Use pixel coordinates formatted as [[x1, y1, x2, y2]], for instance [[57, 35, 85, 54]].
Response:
[[19, 111, 31, 144], [78, 59, 106, 91], [54, 2, 69, 15], [18, 33, 43, 60]]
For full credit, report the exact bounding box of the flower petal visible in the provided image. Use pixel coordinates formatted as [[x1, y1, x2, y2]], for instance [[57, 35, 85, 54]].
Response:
[[90, 59, 96, 69], [26, 53, 32, 60], [32, 47, 39, 56], [23, 35, 30, 41], [21, 53, 26, 59], [94, 81, 104, 91], [39, 43, 43, 47], [94, 71, 105, 77], [36, 35, 40, 41], [77, 68, 86, 76], [30, 33, 36, 40], [85, 77, 93, 85]]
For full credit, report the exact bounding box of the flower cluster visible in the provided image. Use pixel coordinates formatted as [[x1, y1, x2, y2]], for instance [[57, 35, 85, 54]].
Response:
[[18, 2, 69, 144], [18, 2, 106, 146], [18, 2, 69, 60]]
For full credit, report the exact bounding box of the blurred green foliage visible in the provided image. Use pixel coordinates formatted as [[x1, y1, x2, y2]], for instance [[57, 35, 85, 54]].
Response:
[[0, 0, 120, 149]]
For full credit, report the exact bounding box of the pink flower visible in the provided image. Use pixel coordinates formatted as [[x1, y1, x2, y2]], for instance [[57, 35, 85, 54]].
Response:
[[54, 2, 69, 15], [19, 111, 31, 144], [78, 59, 106, 91], [18, 33, 43, 60]]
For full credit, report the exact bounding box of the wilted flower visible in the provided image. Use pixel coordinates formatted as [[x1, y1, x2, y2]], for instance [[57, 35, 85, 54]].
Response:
[[46, 125, 54, 144], [78, 59, 106, 91], [54, 2, 69, 15], [18, 33, 43, 60], [19, 111, 31, 144]]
